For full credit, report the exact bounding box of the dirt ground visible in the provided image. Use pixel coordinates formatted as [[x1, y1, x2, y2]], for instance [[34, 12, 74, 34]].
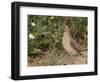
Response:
[[28, 51, 87, 67]]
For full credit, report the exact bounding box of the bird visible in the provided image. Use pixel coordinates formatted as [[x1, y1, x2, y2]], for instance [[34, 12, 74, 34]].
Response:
[[62, 26, 85, 55]]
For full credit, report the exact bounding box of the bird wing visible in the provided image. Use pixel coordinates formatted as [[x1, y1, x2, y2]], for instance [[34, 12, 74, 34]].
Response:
[[70, 37, 81, 52]]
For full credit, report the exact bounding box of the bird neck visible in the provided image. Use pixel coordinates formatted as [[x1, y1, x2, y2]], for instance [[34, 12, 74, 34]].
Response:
[[63, 31, 70, 40], [64, 31, 69, 36]]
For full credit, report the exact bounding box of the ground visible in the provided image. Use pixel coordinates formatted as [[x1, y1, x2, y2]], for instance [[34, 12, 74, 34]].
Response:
[[28, 50, 87, 67]]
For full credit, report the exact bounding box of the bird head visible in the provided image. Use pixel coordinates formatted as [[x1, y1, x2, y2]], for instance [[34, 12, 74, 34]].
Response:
[[63, 26, 70, 33]]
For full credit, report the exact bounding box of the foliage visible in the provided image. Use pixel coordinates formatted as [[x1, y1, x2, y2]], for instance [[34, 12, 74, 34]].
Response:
[[28, 15, 88, 56]]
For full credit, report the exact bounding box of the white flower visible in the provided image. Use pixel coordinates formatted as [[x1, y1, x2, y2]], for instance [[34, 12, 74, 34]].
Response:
[[29, 34, 35, 39], [50, 16, 54, 19], [31, 22, 36, 27]]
